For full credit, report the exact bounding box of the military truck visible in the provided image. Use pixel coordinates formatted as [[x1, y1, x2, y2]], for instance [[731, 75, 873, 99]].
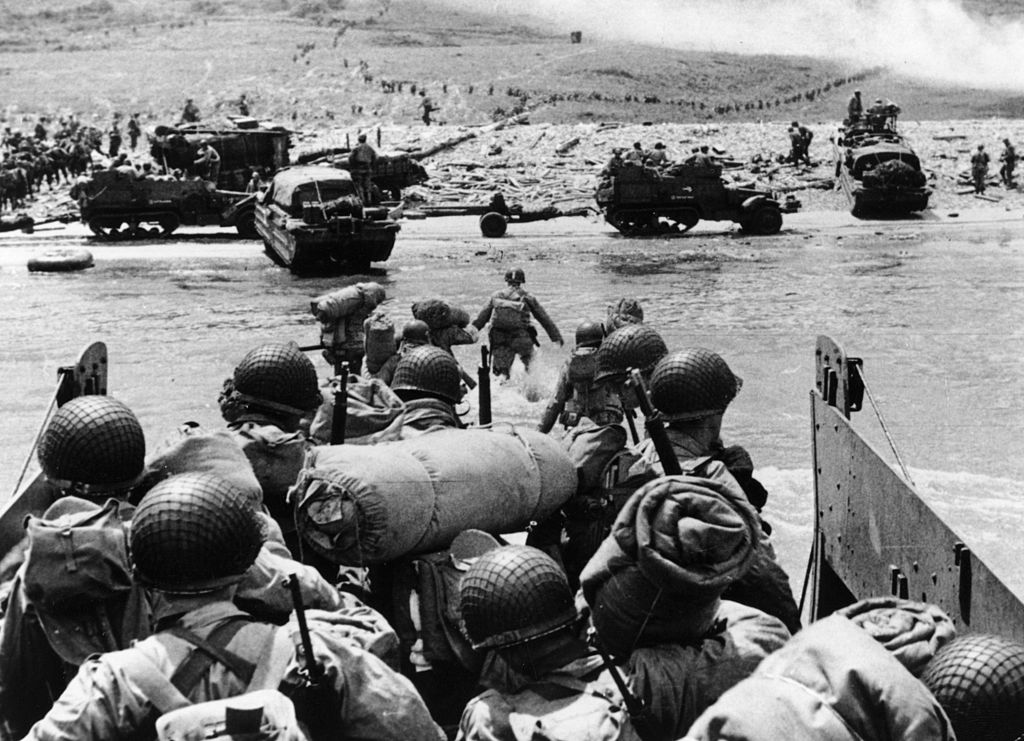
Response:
[[73, 169, 258, 239], [149, 117, 291, 191], [595, 162, 796, 236]]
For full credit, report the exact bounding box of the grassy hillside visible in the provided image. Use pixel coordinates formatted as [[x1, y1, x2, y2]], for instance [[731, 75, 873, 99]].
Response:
[[0, 0, 1021, 130]]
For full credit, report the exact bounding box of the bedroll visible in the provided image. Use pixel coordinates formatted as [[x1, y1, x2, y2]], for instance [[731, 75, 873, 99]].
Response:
[[292, 427, 578, 565]]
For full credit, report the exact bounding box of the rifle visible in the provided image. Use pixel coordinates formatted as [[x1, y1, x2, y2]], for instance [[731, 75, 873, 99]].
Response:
[[286, 574, 336, 739], [296, 342, 323, 353], [286, 574, 325, 686], [589, 629, 667, 741], [330, 362, 348, 445], [478, 345, 492, 426], [627, 369, 682, 476], [624, 408, 640, 445]]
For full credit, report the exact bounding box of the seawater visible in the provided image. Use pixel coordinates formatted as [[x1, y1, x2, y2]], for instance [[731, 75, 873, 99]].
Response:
[[2, 215, 1023, 592]]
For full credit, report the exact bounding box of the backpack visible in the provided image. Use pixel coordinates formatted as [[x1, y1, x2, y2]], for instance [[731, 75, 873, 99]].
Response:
[[491, 295, 528, 331], [119, 618, 308, 741], [500, 673, 640, 741], [561, 348, 600, 427]]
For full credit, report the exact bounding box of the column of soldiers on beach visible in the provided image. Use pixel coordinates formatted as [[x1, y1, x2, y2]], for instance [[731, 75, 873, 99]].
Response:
[[2, 268, 1014, 741]]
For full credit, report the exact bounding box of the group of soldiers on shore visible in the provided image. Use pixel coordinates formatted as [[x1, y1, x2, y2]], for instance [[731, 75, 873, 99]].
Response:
[[3, 270, 1020, 740]]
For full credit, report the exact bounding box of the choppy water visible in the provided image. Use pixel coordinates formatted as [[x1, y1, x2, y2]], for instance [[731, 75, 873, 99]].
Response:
[[2, 214, 1023, 592]]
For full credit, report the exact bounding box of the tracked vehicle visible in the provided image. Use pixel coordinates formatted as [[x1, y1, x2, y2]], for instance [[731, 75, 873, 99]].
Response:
[[595, 162, 795, 236]]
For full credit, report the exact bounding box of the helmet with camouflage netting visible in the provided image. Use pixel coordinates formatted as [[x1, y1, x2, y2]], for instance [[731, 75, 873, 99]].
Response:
[[594, 324, 668, 383], [921, 634, 1024, 741], [130, 472, 265, 594], [648, 348, 743, 421], [391, 345, 461, 404], [38, 395, 145, 496], [224, 342, 322, 421], [460, 545, 577, 650]]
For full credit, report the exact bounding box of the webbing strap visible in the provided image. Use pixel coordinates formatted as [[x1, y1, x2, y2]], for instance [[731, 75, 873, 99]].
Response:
[[167, 619, 258, 695]]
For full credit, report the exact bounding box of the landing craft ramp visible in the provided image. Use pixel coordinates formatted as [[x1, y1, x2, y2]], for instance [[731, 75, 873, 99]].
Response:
[[808, 335, 1024, 640]]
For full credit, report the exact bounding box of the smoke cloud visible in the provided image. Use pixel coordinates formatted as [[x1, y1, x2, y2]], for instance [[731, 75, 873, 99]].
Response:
[[436, 0, 1024, 92]]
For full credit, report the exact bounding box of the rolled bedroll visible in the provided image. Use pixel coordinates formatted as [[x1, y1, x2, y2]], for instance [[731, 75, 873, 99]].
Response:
[[293, 426, 578, 565]]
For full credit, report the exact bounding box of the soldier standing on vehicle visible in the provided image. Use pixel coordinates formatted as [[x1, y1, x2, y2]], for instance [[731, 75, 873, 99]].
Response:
[[245, 168, 262, 193], [22, 472, 445, 741], [107, 122, 122, 158], [126, 113, 141, 150], [238, 93, 250, 116], [350, 133, 377, 204], [972, 144, 990, 194], [472, 267, 564, 382], [419, 90, 435, 126], [600, 148, 624, 177], [193, 139, 221, 184], [847, 89, 863, 123], [999, 138, 1017, 188], [180, 97, 200, 124]]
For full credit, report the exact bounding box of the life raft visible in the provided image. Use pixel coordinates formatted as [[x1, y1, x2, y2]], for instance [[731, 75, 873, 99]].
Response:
[[27, 249, 94, 273], [293, 426, 578, 565]]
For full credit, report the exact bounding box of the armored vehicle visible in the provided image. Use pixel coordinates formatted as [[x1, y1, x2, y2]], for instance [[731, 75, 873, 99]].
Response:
[[595, 162, 794, 236], [73, 169, 257, 239], [296, 149, 429, 201], [149, 117, 291, 191], [255, 165, 400, 273], [833, 104, 931, 217]]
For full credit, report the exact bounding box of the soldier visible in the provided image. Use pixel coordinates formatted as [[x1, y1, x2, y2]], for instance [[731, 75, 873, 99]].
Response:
[[350, 132, 377, 204], [34, 118, 47, 141], [312, 281, 387, 372], [971, 144, 990, 194], [107, 123, 122, 158], [472, 268, 564, 382], [999, 137, 1017, 188], [789, 121, 811, 166], [23, 472, 445, 741], [369, 319, 430, 385], [847, 89, 863, 123], [193, 139, 221, 183], [623, 140, 644, 165], [646, 141, 669, 168], [180, 97, 200, 124], [126, 113, 141, 150], [419, 90, 435, 125], [245, 168, 262, 193], [537, 320, 605, 434], [391, 345, 465, 435], [630, 348, 801, 633], [457, 545, 789, 741], [600, 147, 624, 177], [238, 92, 250, 116]]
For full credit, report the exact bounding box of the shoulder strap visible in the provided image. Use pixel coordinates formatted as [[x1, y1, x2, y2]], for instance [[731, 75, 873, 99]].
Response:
[[117, 650, 192, 716], [165, 618, 260, 696], [246, 627, 296, 693]]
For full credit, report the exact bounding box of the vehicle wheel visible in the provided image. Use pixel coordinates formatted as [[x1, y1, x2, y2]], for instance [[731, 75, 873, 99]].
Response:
[[744, 206, 783, 235], [159, 214, 181, 237], [479, 211, 508, 238], [678, 208, 700, 232], [88, 220, 122, 240], [234, 209, 258, 238]]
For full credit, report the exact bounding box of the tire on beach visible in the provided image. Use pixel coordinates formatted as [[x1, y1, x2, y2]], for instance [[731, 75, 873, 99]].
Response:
[[479, 211, 508, 238], [27, 249, 94, 273]]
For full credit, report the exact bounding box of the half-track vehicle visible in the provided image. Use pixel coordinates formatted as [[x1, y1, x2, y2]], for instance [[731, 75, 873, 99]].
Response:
[[595, 162, 795, 236], [833, 104, 931, 217], [73, 169, 257, 239]]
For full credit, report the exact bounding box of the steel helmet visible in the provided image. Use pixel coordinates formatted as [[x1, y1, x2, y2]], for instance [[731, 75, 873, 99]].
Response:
[[38, 396, 145, 495], [401, 319, 431, 344], [504, 267, 526, 285], [574, 321, 605, 348], [130, 472, 265, 594], [391, 345, 461, 404], [232, 342, 322, 416], [594, 324, 668, 383], [459, 545, 577, 650], [649, 348, 743, 421], [921, 634, 1024, 741]]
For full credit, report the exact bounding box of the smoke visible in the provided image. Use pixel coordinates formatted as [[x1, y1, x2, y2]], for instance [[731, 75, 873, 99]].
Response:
[[434, 0, 1024, 92]]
